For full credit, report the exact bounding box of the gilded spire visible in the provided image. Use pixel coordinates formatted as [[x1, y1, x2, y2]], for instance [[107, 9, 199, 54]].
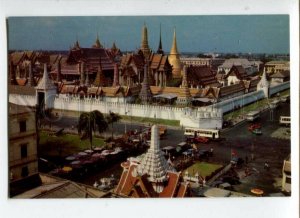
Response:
[[140, 23, 151, 58], [170, 28, 179, 55], [168, 27, 182, 78], [177, 65, 191, 105], [93, 33, 102, 48], [157, 24, 164, 54]]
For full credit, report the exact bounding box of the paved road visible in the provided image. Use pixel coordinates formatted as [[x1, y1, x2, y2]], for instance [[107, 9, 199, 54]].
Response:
[[43, 102, 291, 195]]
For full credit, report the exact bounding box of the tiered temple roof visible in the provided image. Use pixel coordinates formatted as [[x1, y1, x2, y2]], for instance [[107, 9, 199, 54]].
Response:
[[177, 66, 192, 105], [186, 65, 221, 88], [115, 125, 189, 198]]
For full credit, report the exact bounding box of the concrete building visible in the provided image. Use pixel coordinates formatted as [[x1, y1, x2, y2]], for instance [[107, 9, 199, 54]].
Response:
[[217, 58, 258, 75], [264, 61, 290, 74], [270, 70, 290, 84], [9, 103, 39, 196]]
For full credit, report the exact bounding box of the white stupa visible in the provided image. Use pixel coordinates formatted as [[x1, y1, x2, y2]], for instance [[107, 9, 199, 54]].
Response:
[[135, 125, 175, 192]]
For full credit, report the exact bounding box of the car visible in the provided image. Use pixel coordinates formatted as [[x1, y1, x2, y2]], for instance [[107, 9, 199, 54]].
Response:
[[194, 136, 209, 143], [252, 128, 262, 135]]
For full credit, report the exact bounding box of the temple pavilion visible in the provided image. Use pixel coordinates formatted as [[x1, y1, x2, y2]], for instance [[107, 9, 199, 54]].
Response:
[[114, 125, 190, 197]]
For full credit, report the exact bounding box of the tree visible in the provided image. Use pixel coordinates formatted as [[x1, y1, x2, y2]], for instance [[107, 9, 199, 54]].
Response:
[[106, 111, 121, 138], [78, 110, 108, 149]]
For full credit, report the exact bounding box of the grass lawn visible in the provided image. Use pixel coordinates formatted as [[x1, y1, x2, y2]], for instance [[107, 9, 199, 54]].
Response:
[[121, 115, 180, 127], [38, 131, 105, 158], [224, 89, 290, 120], [184, 161, 223, 178]]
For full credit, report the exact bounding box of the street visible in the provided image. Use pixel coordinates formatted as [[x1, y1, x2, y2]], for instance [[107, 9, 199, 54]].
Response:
[[45, 102, 291, 195]]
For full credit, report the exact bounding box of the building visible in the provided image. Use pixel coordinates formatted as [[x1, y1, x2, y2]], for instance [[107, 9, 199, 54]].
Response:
[[264, 61, 290, 74], [217, 58, 258, 75], [114, 125, 190, 197], [186, 65, 221, 88], [224, 65, 248, 86], [180, 57, 211, 66], [9, 103, 40, 197], [50, 38, 119, 85], [13, 173, 109, 199], [270, 70, 290, 84]]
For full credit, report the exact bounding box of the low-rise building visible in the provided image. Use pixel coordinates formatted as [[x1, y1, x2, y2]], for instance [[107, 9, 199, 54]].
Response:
[[9, 103, 40, 196], [270, 70, 290, 84], [264, 61, 290, 74]]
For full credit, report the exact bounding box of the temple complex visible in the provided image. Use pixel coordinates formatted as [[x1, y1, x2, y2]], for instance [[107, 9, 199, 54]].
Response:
[[114, 125, 189, 197]]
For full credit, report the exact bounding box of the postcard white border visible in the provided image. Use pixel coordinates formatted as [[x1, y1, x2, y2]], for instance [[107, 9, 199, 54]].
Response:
[[0, 0, 298, 218]]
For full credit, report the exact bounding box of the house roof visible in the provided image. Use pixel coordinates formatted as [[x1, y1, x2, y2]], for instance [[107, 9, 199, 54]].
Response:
[[270, 70, 290, 78], [225, 65, 248, 80], [186, 66, 220, 87]]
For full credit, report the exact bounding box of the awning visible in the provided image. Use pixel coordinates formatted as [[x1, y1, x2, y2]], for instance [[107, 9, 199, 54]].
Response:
[[153, 93, 178, 100]]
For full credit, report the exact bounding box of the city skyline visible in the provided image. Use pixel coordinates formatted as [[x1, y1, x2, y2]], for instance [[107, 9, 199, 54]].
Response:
[[7, 15, 289, 54]]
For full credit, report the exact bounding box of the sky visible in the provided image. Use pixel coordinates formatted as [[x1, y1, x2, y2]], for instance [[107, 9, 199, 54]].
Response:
[[7, 15, 289, 54]]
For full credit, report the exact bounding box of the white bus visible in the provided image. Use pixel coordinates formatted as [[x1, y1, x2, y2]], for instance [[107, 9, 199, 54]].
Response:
[[184, 127, 220, 139], [280, 116, 290, 126], [246, 110, 260, 122]]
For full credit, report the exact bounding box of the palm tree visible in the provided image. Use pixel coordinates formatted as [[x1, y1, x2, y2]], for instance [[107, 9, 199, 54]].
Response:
[[106, 111, 121, 138], [78, 110, 108, 149]]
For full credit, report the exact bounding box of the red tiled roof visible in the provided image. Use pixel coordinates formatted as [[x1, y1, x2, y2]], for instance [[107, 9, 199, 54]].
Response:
[[225, 65, 248, 80], [176, 183, 188, 197], [159, 172, 180, 197], [187, 66, 220, 87]]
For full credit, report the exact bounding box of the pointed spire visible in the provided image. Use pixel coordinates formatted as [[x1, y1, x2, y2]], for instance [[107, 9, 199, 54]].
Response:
[[93, 58, 105, 87], [140, 23, 151, 58], [157, 24, 164, 54], [136, 124, 171, 187], [168, 27, 182, 78], [139, 60, 152, 104], [177, 65, 192, 105], [74, 35, 80, 49], [112, 63, 120, 87], [80, 61, 85, 86], [112, 41, 117, 50], [36, 63, 56, 90], [170, 28, 179, 55], [93, 33, 102, 48], [27, 61, 35, 87]]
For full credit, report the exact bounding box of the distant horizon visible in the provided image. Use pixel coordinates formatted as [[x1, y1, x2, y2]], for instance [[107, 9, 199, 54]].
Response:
[[7, 15, 289, 54]]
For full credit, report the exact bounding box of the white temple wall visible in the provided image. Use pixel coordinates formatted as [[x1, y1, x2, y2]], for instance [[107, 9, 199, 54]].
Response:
[[269, 81, 290, 96], [9, 94, 36, 107]]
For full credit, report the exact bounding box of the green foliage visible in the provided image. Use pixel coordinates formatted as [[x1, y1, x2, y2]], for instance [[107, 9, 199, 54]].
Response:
[[39, 131, 105, 157], [78, 110, 108, 149]]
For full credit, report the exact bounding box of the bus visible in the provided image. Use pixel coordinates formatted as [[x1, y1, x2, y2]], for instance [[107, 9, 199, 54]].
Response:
[[184, 127, 220, 139], [280, 116, 290, 126], [246, 111, 260, 122]]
